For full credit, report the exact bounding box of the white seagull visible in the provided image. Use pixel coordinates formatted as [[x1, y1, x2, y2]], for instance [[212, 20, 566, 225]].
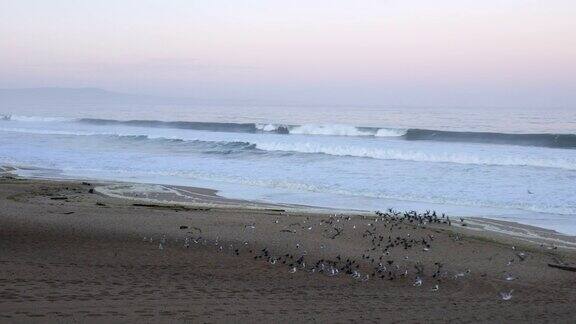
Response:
[[413, 277, 423, 287], [499, 290, 513, 301]]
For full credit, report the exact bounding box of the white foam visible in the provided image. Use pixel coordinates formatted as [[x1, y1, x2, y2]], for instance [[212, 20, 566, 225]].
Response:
[[2, 115, 75, 122], [289, 124, 373, 137], [0, 127, 97, 136], [254, 142, 576, 170], [375, 128, 407, 137], [255, 123, 408, 138], [256, 123, 280, 132]]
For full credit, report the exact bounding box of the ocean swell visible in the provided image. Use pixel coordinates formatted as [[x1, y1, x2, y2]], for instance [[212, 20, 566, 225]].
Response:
[[253, 141, 576, 170], [2, 115, 575, 149]]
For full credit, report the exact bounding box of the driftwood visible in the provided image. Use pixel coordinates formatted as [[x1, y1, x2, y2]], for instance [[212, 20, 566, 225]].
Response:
[[548, 263, 576, 272], [264, 209, 285, 213], [132, 203, 210, 212]]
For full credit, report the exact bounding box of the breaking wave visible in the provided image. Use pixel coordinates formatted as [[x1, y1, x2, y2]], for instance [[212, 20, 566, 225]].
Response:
[[2, 115, 575, 149], [1, 115, 76, 123], [253, 142, 576, 170], [1, 124, 574, 170]]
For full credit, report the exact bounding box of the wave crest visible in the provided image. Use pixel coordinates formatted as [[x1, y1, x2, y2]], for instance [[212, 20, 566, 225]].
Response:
[[254, 141, 576, 170], [1, 114, 76, 122], [3, 115, 575, 148]]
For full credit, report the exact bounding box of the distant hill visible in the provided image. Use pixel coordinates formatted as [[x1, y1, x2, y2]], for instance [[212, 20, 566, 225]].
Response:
[[0, 87, 309, 107], [0, 87, 194, 105]]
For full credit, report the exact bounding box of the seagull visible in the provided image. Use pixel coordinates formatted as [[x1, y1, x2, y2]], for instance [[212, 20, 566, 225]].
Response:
[[517, 252, 526, 261], [499, 290, 513, 301], [327, 267, 339, 276], [289, 267, 297, 273], [431, 284, 439, 291], [504, 273, 517, 281], [454, 271, 467, 279], [413, 277, 423, 286]]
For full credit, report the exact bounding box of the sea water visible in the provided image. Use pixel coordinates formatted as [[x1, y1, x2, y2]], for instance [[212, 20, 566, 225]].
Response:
[[0, 104, 575, 234]]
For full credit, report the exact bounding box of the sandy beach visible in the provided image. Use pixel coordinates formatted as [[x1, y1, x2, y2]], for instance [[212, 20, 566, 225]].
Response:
[[1, 172, 576, 323]]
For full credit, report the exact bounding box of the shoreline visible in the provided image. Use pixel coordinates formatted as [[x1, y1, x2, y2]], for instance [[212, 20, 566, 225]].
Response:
[[3, 164, 575, 247], [2, 164, 346, 212], [1, 174, 576, 321]]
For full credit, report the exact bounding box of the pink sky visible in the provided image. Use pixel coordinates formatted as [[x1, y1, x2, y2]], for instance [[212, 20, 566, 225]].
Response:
[[1, 0, 575, 107]]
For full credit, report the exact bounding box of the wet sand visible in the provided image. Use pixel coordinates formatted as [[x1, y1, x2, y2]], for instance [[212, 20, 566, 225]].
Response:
[[1, 174, 576, 323]]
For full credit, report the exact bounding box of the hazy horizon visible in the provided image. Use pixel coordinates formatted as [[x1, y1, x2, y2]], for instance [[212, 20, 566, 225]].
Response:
[[1, 1, 576, 108]]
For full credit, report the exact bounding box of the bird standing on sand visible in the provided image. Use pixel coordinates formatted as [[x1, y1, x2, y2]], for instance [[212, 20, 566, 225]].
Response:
[[500, 290, 513, 301], [414, 277, 423, 286]]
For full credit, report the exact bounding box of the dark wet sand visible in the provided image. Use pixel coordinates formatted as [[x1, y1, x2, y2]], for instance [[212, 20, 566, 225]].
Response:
[[1, 175, 576, 323]]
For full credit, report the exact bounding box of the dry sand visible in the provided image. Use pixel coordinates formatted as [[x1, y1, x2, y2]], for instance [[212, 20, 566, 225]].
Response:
[[1, 174, 576, 323]]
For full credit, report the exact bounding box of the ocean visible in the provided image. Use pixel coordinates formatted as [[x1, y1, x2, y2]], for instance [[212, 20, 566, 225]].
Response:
[[1, 104, 575, 234]]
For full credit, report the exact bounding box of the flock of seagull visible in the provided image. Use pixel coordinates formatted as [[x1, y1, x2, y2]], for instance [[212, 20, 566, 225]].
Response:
[[143, 208, 521, 301]]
